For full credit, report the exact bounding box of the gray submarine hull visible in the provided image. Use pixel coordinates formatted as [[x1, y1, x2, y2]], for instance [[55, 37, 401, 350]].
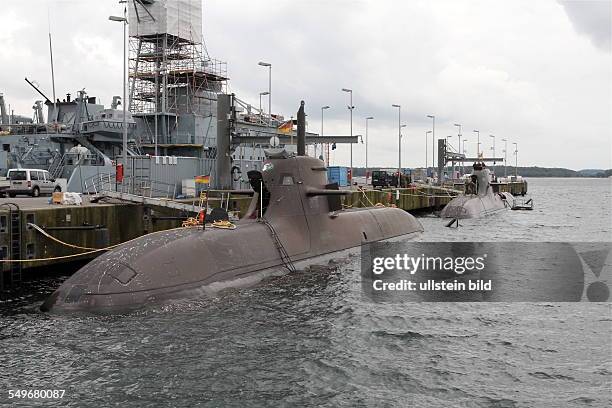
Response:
[[440, 165, 514, 219], [42, 154, 423, 314], [42, 207, 422, 313], [439, 191, 514, 219]]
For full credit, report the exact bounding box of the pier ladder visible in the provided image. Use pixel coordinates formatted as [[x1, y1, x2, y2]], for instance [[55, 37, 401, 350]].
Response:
[[9, 209, 22, 285]]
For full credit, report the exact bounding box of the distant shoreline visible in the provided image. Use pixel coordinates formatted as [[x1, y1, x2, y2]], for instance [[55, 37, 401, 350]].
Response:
[[347, 166, 612, 178]]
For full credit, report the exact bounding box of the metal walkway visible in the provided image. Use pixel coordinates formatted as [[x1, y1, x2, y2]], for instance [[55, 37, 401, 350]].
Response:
[[94, 190, 204, 214]]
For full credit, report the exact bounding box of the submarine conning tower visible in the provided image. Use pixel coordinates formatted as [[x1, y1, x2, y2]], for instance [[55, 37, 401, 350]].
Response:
[[245, 100, 350, 219], [470, 162, 492, 196]]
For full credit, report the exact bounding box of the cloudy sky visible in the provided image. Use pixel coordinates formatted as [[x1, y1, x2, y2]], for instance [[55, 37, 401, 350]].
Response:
[[1, 0, 610, 169]]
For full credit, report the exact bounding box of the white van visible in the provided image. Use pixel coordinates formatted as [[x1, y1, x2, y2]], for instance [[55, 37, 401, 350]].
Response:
[[7, 169, 63, 197]]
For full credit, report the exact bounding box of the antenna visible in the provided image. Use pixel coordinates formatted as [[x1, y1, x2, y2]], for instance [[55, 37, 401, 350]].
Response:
[[48, 5, 57, 122]]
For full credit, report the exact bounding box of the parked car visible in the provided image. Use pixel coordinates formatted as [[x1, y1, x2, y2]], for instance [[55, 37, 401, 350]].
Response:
[[7, 169, 63, 197], [371, 170, 411, 189]]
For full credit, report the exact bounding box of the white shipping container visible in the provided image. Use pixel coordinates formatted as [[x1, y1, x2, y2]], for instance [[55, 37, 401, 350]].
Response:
[[129, 0, 203, 42]]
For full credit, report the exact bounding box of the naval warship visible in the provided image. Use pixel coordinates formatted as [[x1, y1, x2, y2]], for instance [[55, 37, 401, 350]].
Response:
[[1, 0, 341, 196]]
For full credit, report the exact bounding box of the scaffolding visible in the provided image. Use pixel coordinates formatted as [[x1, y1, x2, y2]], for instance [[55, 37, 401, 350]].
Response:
[[128, 0, 227, 146]]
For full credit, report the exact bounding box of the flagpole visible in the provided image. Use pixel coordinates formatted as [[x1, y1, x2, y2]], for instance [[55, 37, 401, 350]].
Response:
[[202, 166, 213, 230]]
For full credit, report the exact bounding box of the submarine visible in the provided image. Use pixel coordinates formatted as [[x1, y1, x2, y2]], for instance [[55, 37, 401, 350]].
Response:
[[42, 102, 423, 313], [439, 162, 514, 219]]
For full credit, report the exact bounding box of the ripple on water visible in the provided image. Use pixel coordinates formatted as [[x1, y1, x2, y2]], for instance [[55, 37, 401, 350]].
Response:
[[0, 179, 611, 407]]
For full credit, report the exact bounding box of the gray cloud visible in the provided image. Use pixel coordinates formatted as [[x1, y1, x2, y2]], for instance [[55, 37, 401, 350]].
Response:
[[0, 0, 610, 170], [559, 0, 611, 52]]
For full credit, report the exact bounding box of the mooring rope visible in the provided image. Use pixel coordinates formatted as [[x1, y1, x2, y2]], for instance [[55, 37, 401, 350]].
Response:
[[0, 223, 192, 264]]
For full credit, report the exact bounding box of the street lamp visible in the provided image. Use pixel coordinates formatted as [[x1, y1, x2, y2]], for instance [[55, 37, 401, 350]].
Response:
[[426, 130, 432, 177], [473, 129, 480, 158], [502, 138, 508, 178], [365, 116, 374, 184], [109, 9, 128, 168], [446, 136, 454, 178], [258, 61, 272, 131], [427, 115, 435, 170], [342, 88, 354, 182], [489, 134, 496, 166], [259, 91, 269, 124], [454, 123, 462, 175], [513, 142, 518, 178], [393, 104, 401, 187], [400, 124, 407, 185], [321, 105, 330, 165], [462, 139, 467, 168]]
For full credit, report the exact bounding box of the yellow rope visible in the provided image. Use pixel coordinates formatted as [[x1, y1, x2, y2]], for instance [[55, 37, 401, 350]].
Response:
[[27, 223, 122, 251], [0, 224, 190, 264], [211, 220, 237, 230], [182, 217, 200, 227]]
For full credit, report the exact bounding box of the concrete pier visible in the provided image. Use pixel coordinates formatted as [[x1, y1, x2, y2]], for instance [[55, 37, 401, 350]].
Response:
[[0, 179, 527, 290]]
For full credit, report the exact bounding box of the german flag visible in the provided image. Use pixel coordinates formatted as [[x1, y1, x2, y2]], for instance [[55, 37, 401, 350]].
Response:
[[278, 120, 293, 134], [195, 175, 210, 184]]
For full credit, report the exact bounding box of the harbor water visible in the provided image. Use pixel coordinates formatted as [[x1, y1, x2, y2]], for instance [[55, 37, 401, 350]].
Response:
[[1, 178, 610, 407]]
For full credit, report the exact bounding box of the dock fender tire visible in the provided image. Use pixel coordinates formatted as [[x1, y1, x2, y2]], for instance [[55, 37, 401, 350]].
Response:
[[32, 187, 40, 197]]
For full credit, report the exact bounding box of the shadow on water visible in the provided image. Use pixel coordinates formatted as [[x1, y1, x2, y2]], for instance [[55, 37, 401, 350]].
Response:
[[0, 260, 88, 316]]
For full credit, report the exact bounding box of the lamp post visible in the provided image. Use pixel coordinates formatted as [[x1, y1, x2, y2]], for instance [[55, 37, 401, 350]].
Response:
[[365, 116, 374, 184], [513, 142, 518, 178], [342, 88, 354, 182], [473, 129, 480, 158], [454, 123, 462, 175], [259, 91, 269, 124], [258, 61, 272, 131], [427, 114, 435, 169], [446, 135, 454, 179], [321, 105, 330, 164], [462, 139, 467, 175], [109, 9, 128, 169], [426, 130, 432, 177], [502, 138, 508, 177], [392, 104, 401, 187], [489, 134, 496, 167], [400, 124, 407, 185]]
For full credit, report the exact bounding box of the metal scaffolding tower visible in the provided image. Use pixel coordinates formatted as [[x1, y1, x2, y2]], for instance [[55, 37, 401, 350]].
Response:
[[128, 0, 227, 150]]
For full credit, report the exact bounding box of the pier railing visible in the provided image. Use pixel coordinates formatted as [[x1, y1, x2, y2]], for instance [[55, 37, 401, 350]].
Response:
[[83, 173, 182, 199]]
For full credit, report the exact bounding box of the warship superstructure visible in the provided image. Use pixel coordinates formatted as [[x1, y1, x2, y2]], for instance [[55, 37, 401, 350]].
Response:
[[0, 0, 352, 195]]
